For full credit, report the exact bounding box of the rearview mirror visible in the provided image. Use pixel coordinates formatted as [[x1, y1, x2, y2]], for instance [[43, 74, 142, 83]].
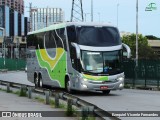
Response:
[[122, 43, 131, 58], [71, 42, 80, 59]]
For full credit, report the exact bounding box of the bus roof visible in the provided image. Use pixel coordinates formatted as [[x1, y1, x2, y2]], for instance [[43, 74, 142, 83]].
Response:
[[28, 22, 115, 35]]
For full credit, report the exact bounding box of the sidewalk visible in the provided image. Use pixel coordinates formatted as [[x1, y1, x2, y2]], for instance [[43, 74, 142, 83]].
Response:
[[0, 90, 75, 120]]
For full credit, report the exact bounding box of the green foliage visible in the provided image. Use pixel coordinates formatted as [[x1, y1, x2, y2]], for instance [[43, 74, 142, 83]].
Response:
[[145, 35, 160, 40], [122, 34, 158, 59], [34, 96, 45, 103], [19, 87, 27, 97]]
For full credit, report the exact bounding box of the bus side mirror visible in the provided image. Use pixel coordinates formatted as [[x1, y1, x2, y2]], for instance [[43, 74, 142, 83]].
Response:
[[122, 43, 131, 58], [71, 42, 80, 59]]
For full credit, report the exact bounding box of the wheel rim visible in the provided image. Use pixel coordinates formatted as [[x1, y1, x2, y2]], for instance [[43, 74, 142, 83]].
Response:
[[35, 77, 39, 87], [39, 78, 42, 87], [67, 81, 71, 92]]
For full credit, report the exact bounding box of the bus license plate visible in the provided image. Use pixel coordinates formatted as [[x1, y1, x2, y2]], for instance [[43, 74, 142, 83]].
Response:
[[100, 86, 108, 90]]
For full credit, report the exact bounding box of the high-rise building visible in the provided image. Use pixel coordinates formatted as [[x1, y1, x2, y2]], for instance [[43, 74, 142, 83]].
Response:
[[0, 0, 26, 59], [0, 0, 24, 36], [30, 8, 64, 31]]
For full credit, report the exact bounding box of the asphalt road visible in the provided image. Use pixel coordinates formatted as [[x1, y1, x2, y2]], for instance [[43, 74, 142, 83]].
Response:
[[74, 89, 160, 111], [1, 71, 160, 120], [0, 71, 34, 86]]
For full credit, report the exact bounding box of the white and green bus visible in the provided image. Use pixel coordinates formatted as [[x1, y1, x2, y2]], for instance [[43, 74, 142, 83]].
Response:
[[27, 22, 131, 94]]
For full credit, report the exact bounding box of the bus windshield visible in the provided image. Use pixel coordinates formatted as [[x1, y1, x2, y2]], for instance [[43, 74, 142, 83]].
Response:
[[81, 50, 122, 75], [76, 26, 121, 47]]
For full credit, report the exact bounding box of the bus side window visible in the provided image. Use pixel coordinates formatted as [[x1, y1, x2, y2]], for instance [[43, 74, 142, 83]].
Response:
[[67, 26, 76, 43]]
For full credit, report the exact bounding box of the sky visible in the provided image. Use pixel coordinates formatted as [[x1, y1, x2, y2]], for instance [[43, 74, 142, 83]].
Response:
[[24, 0, 160, 37]]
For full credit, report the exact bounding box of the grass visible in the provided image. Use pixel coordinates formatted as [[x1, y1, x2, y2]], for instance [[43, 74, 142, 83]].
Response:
[[49, 99, 55, 108], [59, 103, 66, 109], [0, 88, 7, 92], [34, 96, 45, 103], [13, 90, 20, 95]]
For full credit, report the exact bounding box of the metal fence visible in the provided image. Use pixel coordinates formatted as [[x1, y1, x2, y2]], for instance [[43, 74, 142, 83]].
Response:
[[123, 59, 160, 88], [0, 58, 26, 71]]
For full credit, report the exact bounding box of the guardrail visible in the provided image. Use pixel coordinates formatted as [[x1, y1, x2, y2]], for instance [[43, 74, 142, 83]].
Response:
[[0, 79, 120, 120]]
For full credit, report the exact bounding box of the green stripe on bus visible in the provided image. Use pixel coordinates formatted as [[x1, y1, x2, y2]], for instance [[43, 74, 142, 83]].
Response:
[[36, 49, 67, 88], [83, 74, 108, 81]]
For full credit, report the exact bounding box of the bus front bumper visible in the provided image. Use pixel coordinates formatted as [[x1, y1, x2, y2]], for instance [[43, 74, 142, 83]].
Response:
[[77, 80, 124, 91]]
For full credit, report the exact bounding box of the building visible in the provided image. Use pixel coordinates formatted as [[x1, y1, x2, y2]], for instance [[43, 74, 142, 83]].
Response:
[[30, 7, 64, 31], [148, 40, 160, 58], [0, 0, 26, 59]]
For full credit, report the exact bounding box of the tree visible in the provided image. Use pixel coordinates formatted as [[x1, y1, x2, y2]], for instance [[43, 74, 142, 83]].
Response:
[[122, 34, 158, 59]]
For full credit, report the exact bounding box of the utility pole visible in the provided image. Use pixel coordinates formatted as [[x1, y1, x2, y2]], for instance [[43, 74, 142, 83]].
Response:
[[91, 0, 93, 22], [136, 0, 138, 67], [71, 0, 84, 22], [117, 3, 119, 27]]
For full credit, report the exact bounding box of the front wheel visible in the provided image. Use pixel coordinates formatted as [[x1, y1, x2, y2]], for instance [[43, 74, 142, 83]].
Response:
[[39, 76, 43, 88], [102, 90, 110, 95], [34, 76, 39, 88], [65, 78, 73, 93]]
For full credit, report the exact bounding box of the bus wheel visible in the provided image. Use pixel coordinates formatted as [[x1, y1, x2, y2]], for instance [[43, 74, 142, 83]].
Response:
[[102, 90, 110, 95], [34, 76, 39, 88], [39, 76, 43, 88], [65, 77, 72, 93]]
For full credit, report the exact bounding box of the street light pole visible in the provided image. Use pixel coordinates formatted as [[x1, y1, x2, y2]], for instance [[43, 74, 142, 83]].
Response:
[[136, 0, 138, 67], [91, 0, 93, 22], [117, 3, 119, 27], [98, 12, 100, 22]]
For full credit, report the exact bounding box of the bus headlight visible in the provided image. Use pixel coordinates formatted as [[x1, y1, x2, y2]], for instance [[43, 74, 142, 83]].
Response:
[[83, 78, 88, 81], [77, 74, 88, 82], [117, 76, 124, 81]]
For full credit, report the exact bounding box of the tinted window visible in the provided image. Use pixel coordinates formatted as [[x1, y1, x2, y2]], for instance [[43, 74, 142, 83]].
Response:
[[77, 26, 121, 47]]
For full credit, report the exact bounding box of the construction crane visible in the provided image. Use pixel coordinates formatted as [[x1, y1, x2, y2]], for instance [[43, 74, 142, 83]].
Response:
[[71, 0, 84, 22]]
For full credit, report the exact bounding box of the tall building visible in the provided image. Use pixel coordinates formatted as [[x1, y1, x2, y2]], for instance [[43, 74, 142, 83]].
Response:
[[0, 0, 26, 59], [0, 0, 24, 36], [30, 7, 64, 31]]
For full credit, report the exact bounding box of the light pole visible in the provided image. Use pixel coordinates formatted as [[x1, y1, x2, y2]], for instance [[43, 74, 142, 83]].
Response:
[[84, 13, 90, 22], [117, 3, 119, 27], [98, 12, 100, 22], [91, 0, 93, 22], [136, 0, 138, 67]]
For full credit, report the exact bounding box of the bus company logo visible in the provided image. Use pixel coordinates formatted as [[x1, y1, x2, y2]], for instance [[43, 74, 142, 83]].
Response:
[[145, 3, 157, 11], [2, 112, 11, 117]]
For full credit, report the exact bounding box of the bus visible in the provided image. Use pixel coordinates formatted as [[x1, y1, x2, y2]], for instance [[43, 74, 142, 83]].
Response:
[[27, 22, 131, 94]]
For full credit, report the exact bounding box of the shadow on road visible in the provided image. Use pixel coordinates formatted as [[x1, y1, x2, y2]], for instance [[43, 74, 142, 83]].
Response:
[[70, 90, 121, 97], [43, 86, 122, 97]]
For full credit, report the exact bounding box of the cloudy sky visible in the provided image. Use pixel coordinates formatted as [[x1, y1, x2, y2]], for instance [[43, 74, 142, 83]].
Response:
[[24, 0, 160, 37]]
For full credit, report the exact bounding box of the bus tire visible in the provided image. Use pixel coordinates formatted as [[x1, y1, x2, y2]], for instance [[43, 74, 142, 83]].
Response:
[[34, 74, 39, 88], [65, 77, 72, 93], [102, 90, 110, 95], [39, 75, 43, 88]]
